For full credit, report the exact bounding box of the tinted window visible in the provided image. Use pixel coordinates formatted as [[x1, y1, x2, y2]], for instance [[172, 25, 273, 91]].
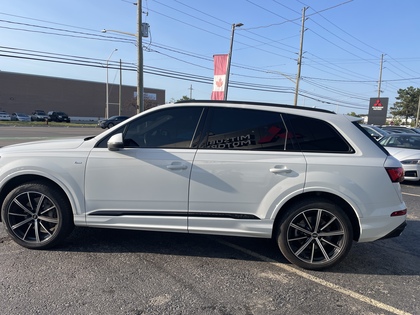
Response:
[[200, 107, 296, 151], [122, 106, 203, 148], [287, 114, 354, 153]]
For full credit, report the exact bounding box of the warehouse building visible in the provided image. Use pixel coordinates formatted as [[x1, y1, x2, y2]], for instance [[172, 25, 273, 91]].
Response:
[[0, 71, 165, 120]]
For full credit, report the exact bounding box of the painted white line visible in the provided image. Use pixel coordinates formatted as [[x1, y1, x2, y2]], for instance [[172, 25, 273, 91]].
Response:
[[218, 239, 412, 315], [402, 192, 420, 198]]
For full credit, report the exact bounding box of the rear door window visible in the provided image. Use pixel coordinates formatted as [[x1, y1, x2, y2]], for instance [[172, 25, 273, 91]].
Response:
[[199, 107, 297, 151]]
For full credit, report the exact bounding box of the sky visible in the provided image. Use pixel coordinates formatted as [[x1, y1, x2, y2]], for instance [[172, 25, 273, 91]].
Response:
[[1, 0, 420, 114]]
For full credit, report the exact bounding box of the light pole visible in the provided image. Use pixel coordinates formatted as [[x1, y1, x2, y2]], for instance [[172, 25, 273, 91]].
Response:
[[106, 48, 118, 119], [224, 22, 243, 101], [102, 28, 143, 114], [136, 0, 143, 113]]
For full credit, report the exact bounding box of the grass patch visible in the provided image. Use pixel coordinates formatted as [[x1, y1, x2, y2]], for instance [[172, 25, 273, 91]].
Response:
[[0, 121, 100, 128]]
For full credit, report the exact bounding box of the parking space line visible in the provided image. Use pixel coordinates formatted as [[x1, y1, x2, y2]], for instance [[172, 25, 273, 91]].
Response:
[[402, 192, 420, 198], [217, 239, 412, 315]]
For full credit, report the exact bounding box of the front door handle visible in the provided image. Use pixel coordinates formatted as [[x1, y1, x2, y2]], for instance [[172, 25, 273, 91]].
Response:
[[270, 166, 292, 174]]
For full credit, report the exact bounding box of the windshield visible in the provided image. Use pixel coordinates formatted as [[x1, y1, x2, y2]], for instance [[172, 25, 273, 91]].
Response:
[[379, 135, 420, 150]]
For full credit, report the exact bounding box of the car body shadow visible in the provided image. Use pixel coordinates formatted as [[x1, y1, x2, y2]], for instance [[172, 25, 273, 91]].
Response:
[[51, 220, 420, 276]]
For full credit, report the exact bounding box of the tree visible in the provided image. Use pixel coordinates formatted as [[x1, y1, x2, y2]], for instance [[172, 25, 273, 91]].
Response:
[[176, 95, 193, 102], [169, 95, 193, 103], [390, 86, 420, 124], [347, 112, 361, 117]]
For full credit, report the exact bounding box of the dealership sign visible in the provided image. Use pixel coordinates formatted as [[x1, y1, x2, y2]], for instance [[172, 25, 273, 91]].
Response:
[[368, 97, 388, 125]]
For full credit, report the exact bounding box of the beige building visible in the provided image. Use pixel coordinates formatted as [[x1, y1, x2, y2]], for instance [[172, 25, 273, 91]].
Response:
[[0, 71, 165, 119]]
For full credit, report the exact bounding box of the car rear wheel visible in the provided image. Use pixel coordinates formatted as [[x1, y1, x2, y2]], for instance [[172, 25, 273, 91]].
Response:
[[1, 181, 74, 249], [276, 199, 353, 270]]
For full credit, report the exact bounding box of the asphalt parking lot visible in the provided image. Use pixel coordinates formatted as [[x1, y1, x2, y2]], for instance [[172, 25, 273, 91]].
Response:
[[0, 126, 419, 315]]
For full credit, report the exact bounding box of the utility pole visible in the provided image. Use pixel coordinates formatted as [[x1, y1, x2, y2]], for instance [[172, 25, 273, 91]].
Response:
[[189, 84, 193, 99], [294, 7, 307, 106], [224, 22, 243, 100], [106, 49, 117, 118], [119, 59, 122, 115], [137, 0, 144, 113], [378, 53, 384, 98]]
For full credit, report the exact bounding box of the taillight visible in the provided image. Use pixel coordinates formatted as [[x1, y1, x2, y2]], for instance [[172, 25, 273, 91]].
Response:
[[391, 209, 407, 216], [386, 167, 404, 182]]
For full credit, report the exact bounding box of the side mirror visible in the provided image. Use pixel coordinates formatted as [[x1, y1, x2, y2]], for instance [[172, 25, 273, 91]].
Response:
[[108, 133, 124, 151]]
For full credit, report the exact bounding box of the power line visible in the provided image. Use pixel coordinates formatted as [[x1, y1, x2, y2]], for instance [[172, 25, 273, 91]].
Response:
[[0, 45, 372, 108], [0, 2, 415, 112]]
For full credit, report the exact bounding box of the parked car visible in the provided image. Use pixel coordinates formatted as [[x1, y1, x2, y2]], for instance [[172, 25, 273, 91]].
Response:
[[0, 101, 407, 270], [31, 110, 49, 121], [98, 115, 129, 129], [380, 126, 420, 134], [47, 111, 70, 123], [379, 133, 420, 181], [0, 111, 11, 121], [360, 124, 389, 140], [10, 112, 31, 122]]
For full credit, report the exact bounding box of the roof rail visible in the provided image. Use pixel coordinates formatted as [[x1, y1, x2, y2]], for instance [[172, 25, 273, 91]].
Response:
[[174, 99, 335, 114]]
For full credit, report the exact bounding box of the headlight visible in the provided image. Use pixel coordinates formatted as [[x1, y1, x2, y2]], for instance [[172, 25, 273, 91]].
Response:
[[401, 159, 420, 164]]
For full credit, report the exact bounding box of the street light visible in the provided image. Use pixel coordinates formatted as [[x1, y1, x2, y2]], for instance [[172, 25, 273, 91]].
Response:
[[224, 22, 243, 100], [102, 25, 143, 114], [106, 48, 118, 119], [101, 29, 136, 37]]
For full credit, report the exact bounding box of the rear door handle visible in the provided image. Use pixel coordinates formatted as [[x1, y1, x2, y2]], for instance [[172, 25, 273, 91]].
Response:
[[167, 163, 188, 170]]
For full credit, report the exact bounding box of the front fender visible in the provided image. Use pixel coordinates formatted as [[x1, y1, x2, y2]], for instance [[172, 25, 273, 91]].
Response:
[[0, 154, 88, 222]]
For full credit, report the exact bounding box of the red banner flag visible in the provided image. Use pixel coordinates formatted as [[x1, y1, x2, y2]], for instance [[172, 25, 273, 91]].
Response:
[[211, 54, 228, 100]]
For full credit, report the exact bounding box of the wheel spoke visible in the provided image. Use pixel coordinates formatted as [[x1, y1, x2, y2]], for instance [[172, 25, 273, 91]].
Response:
[[35, 194, 46, 215], [11, 217, 33, 230], [26, 192, 35, 211], [319, 216, 337, 232], [293, 237, 313, 256], [38, 216, 58, 224], [8, 212, 27, 217], [310, 243, 315, 263], [39, 222, 53, 237], [40, 205, 55, 216], [12, 198, 33, 216], [290, 223, 312, 235], [23, 223, 33, 240], [315, 238, 330, 261], [314, 209, 322, 232], [320, 238, 340, 249], [34, 220, 40, 243], [288, 235, 309, 242], [318, 230, 344, 237], [302, 212, 313, 231]]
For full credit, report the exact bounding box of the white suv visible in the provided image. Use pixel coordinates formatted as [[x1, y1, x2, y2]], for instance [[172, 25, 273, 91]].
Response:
[[0, 101, 407, 270]]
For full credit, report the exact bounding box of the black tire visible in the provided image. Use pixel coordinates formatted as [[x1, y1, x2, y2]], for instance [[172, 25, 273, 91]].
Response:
[[276, 198, 353, 270], [1, 181, 74, 249], [107, 122, 114, 129]]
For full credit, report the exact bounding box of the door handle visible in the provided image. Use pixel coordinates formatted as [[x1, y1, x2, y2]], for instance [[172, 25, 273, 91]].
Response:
[[167, 163, 188, 170], [270, 166, 292, 174]]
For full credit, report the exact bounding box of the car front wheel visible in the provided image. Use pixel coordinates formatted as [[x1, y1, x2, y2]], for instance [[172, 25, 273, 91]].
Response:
[[1, 181, 74, 249], [276, 198, 353, 270]]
